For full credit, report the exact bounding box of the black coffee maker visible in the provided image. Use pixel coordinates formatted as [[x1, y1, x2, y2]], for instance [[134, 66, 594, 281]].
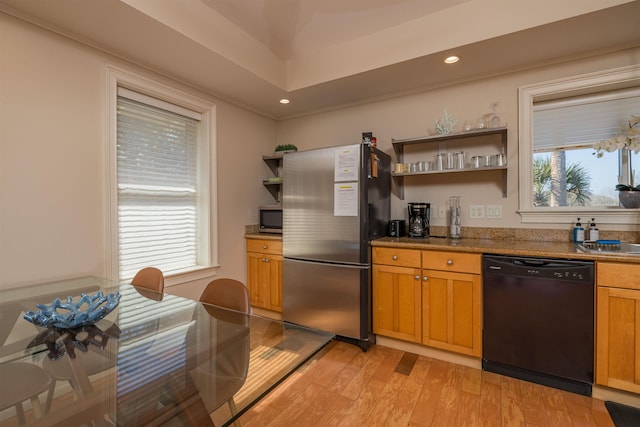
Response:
[[408, 202, 430, 238]]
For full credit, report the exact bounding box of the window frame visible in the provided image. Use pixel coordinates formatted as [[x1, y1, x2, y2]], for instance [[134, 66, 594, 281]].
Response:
[[518, 64, 640, 224], [106, 65, 218, 284]]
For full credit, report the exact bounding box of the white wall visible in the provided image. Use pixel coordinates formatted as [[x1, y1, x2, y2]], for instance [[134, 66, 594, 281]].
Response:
[[277, 47, 640, 230], [0, 13, 277, 293]]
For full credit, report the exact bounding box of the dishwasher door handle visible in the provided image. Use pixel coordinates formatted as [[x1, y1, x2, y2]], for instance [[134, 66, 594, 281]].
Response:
[[513, 259, 548, 267], [512, 259, 572, 269]]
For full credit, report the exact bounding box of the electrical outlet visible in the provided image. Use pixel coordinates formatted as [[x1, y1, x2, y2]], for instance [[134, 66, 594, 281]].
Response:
[[486, 205, 503, 219], [469, 205, 485, 219], [437, 205, 446, 218]]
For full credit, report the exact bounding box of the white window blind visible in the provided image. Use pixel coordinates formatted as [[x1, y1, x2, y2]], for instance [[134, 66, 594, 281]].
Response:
[[533, 88, 640, 152], [117, 90, 200, 279]]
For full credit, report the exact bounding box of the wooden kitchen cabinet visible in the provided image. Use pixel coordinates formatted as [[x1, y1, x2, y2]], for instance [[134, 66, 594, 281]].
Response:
[[372, 248, 422, 343], [596, 262, 640, 394], [421, 250, 482, 357], [246, 239, 282, 312]]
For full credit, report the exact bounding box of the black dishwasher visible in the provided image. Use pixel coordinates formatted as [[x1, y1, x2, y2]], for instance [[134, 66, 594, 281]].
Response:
[[482, 255, 594, 396]]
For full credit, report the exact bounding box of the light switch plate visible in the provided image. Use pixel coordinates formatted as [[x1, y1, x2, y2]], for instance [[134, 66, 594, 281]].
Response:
[[487, 205, 503, 218], [469, 205, 485, 219]]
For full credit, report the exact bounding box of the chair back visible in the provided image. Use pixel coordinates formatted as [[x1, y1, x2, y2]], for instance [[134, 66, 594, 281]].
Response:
[[131, 267, 164, 293], [199, 279, 249, 313], [194, 279, 251, 414]]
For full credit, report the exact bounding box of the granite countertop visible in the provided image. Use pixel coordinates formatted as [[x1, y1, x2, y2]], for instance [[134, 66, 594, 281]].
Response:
[[372, 236, 640, 264], [245, 233, 282, 241], [244, 232, 640, 264]]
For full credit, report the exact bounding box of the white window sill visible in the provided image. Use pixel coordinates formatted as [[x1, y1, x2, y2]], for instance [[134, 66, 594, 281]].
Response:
[[164, 265, 220, 287], [519, 208, 640, 224]]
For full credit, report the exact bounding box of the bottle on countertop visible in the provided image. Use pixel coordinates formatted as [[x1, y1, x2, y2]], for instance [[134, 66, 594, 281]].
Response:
[[573, 218, 585, 243], [589, 218, 599, 241], [449, 196, 461, 239]]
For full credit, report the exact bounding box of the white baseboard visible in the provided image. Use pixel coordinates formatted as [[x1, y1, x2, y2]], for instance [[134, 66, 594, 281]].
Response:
[[593, 385, 640, 409]]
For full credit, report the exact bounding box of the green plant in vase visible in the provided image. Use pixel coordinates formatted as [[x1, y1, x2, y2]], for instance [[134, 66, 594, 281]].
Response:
[[594, 115, 640, 207]]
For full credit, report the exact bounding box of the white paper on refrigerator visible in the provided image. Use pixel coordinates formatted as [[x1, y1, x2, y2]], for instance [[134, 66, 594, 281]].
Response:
[[334, 183, 358, 216], [334, 147, 359, 182]]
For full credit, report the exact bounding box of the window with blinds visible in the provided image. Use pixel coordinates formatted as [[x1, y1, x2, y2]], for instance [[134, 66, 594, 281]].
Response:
[[116, 89, 201, 279], [533, 88, 640, 152], [531, 87, 640, 208]]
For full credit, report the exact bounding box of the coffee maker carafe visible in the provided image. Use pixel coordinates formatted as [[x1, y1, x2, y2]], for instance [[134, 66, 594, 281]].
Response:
[[408, 202, 430, 238]]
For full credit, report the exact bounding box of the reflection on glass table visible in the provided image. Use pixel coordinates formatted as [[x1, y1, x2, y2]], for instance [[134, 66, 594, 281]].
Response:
[[0, 277, 333, 426]]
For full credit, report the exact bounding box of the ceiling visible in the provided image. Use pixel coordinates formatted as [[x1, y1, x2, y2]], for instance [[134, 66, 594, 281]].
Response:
[[1, 0, 639, 119], [198, 0, 469, 60]]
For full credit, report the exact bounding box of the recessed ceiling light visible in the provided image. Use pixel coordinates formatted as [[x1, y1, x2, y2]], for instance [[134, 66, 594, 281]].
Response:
[[279, 98, 290, 104], [444, 55, 460, 64]]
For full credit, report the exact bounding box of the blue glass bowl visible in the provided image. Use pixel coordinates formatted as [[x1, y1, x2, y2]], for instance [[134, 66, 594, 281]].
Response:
[[24, 291, 121, 329]]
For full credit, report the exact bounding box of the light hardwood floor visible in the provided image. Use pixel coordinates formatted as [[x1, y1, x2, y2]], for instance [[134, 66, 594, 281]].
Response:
[[238, 340, 616, 427]]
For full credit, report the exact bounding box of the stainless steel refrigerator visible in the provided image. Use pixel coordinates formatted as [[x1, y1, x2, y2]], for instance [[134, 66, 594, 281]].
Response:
[[282, 143, 390, 350]]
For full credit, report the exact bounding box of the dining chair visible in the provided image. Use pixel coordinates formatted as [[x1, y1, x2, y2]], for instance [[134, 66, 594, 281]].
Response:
[[195, 278, 250, 425], [131, 267, 165, 293], [0, 363, 54, 425], [199, 278, 249, 314]]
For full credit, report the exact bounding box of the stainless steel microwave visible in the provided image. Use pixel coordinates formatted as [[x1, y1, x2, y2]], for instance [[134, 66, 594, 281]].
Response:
[[259, 205, 282, 233]]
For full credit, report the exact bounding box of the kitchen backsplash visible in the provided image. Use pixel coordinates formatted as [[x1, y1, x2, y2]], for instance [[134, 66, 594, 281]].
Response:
[[430, 226, 640, 243], [248, 223, 640, 243]]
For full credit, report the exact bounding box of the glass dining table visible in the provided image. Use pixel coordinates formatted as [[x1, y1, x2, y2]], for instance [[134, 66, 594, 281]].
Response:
[[0, 276, 334, 426]]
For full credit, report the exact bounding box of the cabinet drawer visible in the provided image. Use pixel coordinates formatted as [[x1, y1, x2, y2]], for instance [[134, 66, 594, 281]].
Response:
[[597, 262, 640, 290], [373, 247, 421, 268], [246, 239, 282, 255], [422, 251, 481, 274]]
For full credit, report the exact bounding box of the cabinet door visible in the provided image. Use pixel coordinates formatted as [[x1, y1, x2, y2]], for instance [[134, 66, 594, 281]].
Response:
[[267, 255, 282, 312], [372, 264, 421, 343], [596, 286, 640, 393], [247, 251, 269, 309], [246, 252, 282, 312], [422, 269, 481, 357]]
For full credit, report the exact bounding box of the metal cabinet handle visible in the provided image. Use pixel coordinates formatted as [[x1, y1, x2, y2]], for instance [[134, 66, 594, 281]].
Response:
[[263, 245, 268, 249], [415, 275, 420, 280], [423, 276, 428, 282], [392, 255, 398, 261], [262, 258, 270, 262], [447, 259, 453, 265]]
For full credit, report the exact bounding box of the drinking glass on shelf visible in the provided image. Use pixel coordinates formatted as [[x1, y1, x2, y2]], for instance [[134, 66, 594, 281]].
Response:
[[471, 156, 483, 168], [455, 151, 465, 169], [484, 155, 494, 167], [446, 152, 455, 170]]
